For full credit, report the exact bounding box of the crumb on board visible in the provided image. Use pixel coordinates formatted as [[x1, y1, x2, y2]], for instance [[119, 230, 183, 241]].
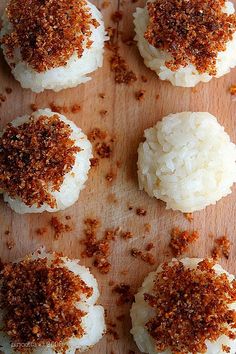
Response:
[[107, 193, 118, 204], [229, 85, 236, 95], [5, 87, 12, 94], [135, 90, 146, 101], [36, 227, 47, 236], [136, 208, 147, 216], [111, 10, 123, 23], [131, 248, 155, 265], [6, 240, 15, 250], [121, 231, 133, 239], [99, 93, 106, 99], [110, 52, 137, 85], [81, 218, 117, 274], [99, 109, 108, 117], [50, 216, 72, 240], [106, 321, 119, 340], [30, 103, 38, 112], [4, 230, 10, 235], [170, 227, 199, 256], [145, 243, 154, 251], [112, 283, 134, 305], [212, 235, 231, 260], [90, 157, 100, 167], [144, 223, 151, 233], [184, 213, 194, 222]]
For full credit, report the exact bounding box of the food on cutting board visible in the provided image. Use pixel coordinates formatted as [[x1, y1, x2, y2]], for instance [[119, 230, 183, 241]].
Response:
[[131, 258, 236, 354], [0, 109, 92, 214], [0, 0, 106, 93], [0, 248, 105, 354], [137, 112, 236, 213], [134, 0, 236, 87]]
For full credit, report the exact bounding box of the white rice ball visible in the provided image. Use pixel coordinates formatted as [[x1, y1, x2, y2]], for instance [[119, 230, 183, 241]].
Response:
[[1, 108, 92, 214], [130, 258, 236, 354], [0, 1, 106, 93], [0, 248, 106, 354], [134, 1, 236, 87], [137, 112, 236, 213]]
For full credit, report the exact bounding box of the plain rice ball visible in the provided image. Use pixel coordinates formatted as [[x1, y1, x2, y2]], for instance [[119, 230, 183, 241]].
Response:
[[0, 108, 92, 214], [137, 112, 236, 213], [131, 258, 236, 354], [134, 0, 236, 87], [0, 248, 106, 354], [0, 0, 106, 93]]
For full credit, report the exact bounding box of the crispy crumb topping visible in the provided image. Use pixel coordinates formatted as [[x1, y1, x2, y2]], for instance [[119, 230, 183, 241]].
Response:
[[0, 115, 80, 208], [0, 257, 93, 353], [145, 0, 236, 75], [144, 260, 236, 353], [1, 0, 99, 72]]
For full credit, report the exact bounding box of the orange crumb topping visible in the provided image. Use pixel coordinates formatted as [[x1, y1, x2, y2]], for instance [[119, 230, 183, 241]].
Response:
[[0, 115, 80, 208], [144, 260, 236, 353], [2, 0, 99, 72], [0, 257, 92, 352], [145, 0, 236, 75]]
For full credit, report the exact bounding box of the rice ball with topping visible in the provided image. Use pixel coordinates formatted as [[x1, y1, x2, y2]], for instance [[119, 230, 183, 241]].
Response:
[[137, 112, 236, 213], [131, 258, 236, 354], [0, 108, 92, 214], [134, 0, 236, 87], [0, 0, 106, 93], [0, 248, 106, 354]]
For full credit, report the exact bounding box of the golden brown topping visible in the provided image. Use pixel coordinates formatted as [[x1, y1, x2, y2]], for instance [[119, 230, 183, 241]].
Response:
[[212, 235, 231, 260], [170, 227, 199, 256], [2, 0, 99, 72], [0, 257, 92, 352], [144, 260, 236, 353], [0, 115, 80, 208], [145, 0, 236, 75]]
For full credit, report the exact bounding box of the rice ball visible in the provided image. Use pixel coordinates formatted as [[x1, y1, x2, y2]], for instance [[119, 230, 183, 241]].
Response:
[[0, 248, 106, 354], [0, 0, 106, 93], [134, 0, 236, 87], [131, 258, 236, 354], [137, 112, 236, 213], [0, 108, 92, 214]]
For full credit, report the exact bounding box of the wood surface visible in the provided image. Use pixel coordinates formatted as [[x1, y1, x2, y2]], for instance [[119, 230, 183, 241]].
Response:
[[1, 0, 236, 353]]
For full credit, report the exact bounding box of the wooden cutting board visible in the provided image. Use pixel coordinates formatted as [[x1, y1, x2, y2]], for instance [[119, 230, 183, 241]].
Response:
[[1, 1, 236, 353]]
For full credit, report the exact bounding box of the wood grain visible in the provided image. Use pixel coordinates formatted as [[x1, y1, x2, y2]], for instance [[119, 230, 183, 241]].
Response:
[[1, 1, 236, 353]]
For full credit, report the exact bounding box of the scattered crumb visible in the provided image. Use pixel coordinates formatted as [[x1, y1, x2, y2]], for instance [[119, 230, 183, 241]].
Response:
[[170, 227, 199, 256], [222, 344, 231, 353], [111, 10, 123, 23], [144, 223, 151, 233], [230, 85, 236, 95], [112, 283, 134, 305], [0, 94, 6, 102], [131, 248, 155, 265], [81, 219, 117, 274], [50, 216, 72, 240], [4, 230, 10, 236], [105, 167, 117, 183], [5, 87, 12, 94], [88, 128, 107, 141], [71, 104, 81, 113], [184, 213, 194, 222], [145, 243, 154, 251], [136, 208, 147, 216], [99, 109, 108, 117], [106, 321, 119, 340], [101, 0, 111, 9], [6, 240, 15, 250], [121, 231, 133, 239], [107, 193, 118, 204], [30, 103, 38, 112], [99, 93, 106, 99], [110, 53, 137, 85], [141, 75, 148, 83], [135, 90, 146, 101], [36, 227, 47, 236], [49, 102, 68, 114], [212, 236, 231, 260], [156, 94, 160, 100], [95, 142, 112, 158], [90, 157, 99, 167]]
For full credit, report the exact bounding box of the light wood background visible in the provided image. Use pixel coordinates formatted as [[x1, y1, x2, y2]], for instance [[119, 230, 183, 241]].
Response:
[[1, 1, 236, 353]]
